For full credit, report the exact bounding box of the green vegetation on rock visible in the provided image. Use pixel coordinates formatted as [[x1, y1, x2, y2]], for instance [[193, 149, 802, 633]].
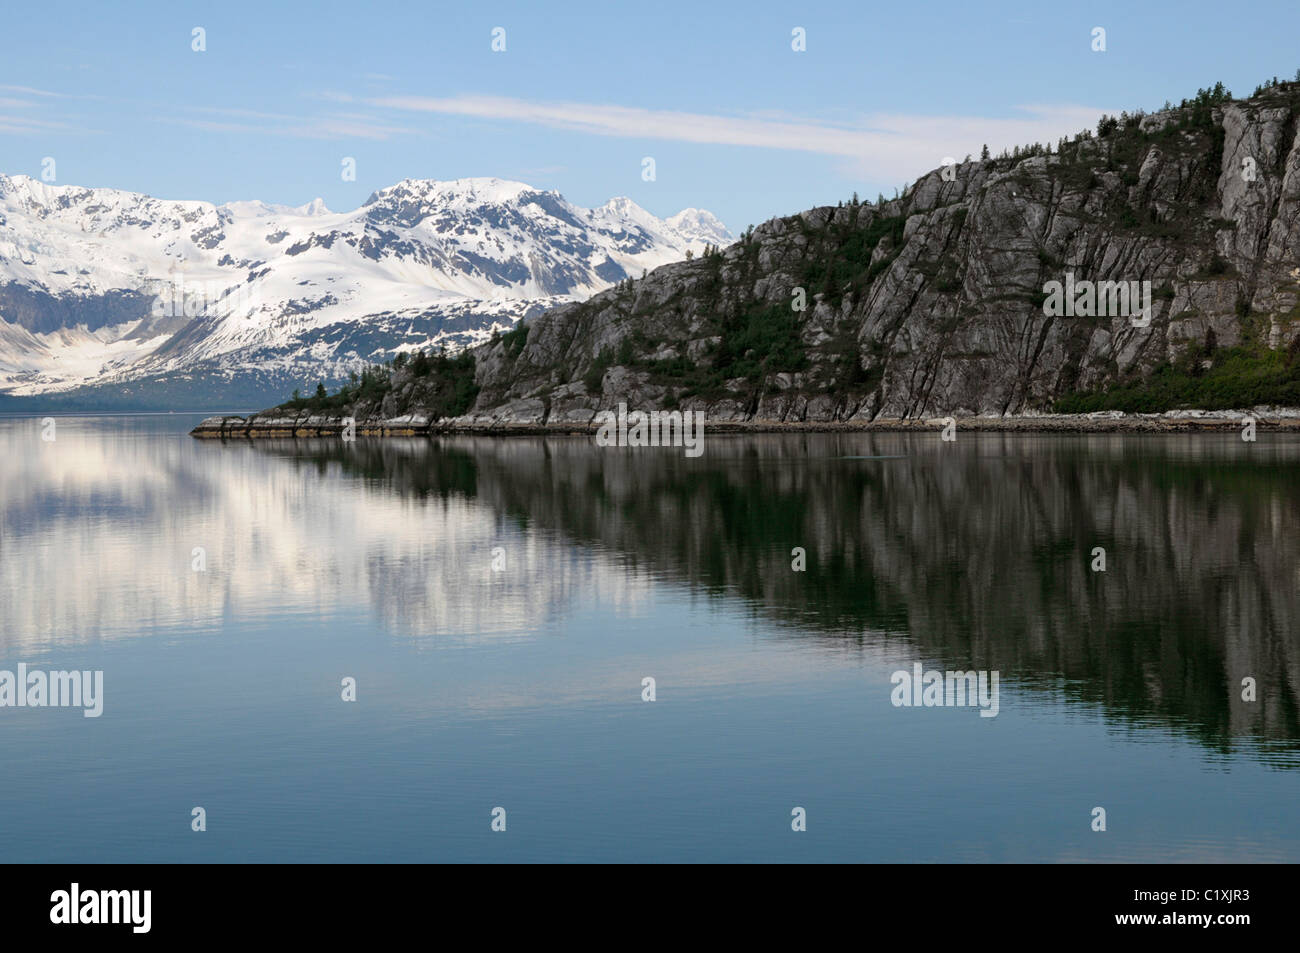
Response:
[[1055, 342, 1300, 413], [278, 349, 479, 420]]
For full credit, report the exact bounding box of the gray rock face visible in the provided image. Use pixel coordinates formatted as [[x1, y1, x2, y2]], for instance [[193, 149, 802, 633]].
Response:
[[438, 90, 1300, 423]]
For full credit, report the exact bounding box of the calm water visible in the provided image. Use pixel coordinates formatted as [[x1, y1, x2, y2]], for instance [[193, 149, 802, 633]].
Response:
[[1, 415, 1297, 862]]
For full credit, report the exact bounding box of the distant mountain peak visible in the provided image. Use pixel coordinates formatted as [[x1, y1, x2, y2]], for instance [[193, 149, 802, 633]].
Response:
[[0, 172, 730, 403], [366, 176, 540, 206], [666, 207, 731, 245]]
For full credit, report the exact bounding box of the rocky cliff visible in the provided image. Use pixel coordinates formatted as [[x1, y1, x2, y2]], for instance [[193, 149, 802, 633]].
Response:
[[206, 79, 1300, 433]]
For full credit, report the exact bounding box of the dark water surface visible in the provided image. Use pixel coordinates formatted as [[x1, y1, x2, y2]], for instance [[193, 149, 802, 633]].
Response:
[[1, 415, 1296, 861]]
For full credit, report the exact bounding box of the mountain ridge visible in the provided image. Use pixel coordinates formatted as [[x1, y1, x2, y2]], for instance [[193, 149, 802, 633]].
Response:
[[201, 76, 1300, 433], [0, 174, 730, 409]]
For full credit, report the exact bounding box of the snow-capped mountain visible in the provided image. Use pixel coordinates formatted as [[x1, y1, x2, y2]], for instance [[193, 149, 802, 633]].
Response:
[[0, 174, 731, 408]]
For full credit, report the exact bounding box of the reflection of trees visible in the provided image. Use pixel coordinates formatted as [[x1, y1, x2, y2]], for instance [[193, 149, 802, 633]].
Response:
[[256, 433, 1300, 756]]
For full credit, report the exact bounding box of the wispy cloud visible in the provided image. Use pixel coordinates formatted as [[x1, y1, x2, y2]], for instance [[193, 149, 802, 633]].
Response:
[[169, 105, 417, 140], [0, 115, 70, 135], [0, 84, 69, 98], [0, 84, 102, 101], [313, 90, 360, 105], [0, 87, 417, 142], [192, 106, 303, 122], [364, 93, 1112, 180], [0, 83, 107, 135]]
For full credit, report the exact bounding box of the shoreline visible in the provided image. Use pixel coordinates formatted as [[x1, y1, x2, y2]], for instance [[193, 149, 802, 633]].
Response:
[[189, 410, 1300, 438]]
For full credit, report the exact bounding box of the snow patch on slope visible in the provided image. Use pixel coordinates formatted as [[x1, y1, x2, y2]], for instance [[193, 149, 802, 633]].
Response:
[[0, 174, 731, 396]]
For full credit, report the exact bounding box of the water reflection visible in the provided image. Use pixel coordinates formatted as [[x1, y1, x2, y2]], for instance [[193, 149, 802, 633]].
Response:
[[3, 418, 1298, 762], [249, 431, 1300, 759], [0, 419, 651, 651]]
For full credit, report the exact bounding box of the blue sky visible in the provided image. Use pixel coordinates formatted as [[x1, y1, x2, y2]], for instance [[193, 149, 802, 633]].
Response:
[[3, 0, 1299, 232]]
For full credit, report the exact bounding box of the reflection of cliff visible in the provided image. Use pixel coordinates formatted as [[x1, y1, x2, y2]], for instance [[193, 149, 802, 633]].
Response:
[[257, 433, 1300, 754], [11, 419, 1296, 755]]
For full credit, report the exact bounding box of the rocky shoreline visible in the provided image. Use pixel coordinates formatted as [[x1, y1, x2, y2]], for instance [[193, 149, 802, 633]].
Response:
[[189, 86, 1300, 444], [190, 409, 1300, 438]]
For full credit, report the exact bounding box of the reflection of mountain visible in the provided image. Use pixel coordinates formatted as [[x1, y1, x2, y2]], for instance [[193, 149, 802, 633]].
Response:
[[250, 433, 1300, 756], [6, 419, 1297, 758], [0, 421, 651, 652]]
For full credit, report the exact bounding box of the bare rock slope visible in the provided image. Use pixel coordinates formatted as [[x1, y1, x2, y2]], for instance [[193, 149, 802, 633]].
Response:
[[200, 80, 1300, 435]]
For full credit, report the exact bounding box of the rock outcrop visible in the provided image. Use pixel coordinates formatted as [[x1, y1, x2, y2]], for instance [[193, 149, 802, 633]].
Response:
[[199, 81, 1300, 434]]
